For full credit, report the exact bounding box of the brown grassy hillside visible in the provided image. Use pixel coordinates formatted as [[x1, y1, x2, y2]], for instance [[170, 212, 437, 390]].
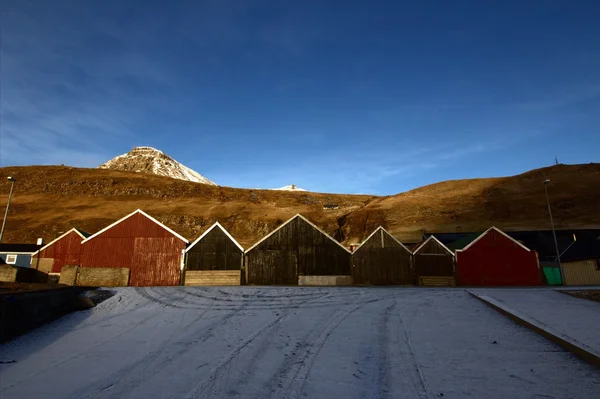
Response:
[[0, 163, 599, 248]]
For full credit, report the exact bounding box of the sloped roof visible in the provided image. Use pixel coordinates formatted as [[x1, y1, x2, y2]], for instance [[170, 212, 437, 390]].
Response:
[[32, 228, 89, 256], [457, 227, 531, 252], [0, 243, 43, 254], [245, 214, 351, 254], [81, 209, 189, 244], [509, 229, 600, 262], [186, 222, 244, 253], [353, 226, 411, 253], [412, 235, 454, 256]]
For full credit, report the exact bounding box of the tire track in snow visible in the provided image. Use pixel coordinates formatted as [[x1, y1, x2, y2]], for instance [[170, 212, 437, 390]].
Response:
[[395, 296, 433, 399], [184, 292, 333, 399], [367, 298, 395, 399], [276, 302, 378, 399], [0, 309, 161, 394], [193, 292, 297, 398], [259, 292, 386, 399], [79, 288, 252, 399]]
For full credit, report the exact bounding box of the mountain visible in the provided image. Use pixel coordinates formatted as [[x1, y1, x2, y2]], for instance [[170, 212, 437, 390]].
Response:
[[99, 146, 217, 185], [274, 185, 307, 192], [0, 163, 599, 248]]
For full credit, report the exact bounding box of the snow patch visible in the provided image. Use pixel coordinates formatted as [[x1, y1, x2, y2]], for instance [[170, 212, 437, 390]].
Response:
[[274, 185, 307, 192], [99, 147, 217, 185]]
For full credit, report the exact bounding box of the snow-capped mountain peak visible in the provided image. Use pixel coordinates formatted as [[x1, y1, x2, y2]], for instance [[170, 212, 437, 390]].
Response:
[[99, 147, 217, 185], [275, 184, 307, 192]]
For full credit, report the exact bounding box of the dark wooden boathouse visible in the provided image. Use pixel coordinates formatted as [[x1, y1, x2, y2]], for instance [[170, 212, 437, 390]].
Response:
[[245, 214, 352, 285], [351, 226, 413, 285], [184, 222, 244, 286]]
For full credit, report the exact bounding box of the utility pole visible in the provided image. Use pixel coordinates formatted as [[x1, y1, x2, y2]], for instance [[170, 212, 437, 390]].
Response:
[[543, 179, 565, 284], [0, 176, 17, 244]]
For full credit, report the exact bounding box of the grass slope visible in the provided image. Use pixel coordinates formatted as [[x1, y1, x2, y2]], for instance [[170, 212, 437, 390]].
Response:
[[0, 163, 598, 248]]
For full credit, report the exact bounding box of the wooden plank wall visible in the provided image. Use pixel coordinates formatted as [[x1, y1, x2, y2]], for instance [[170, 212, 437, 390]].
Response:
[[246, 250, 298, 285], [352, 229, 413, 285], [296, 217, 351, 276], [186, 227, 243, 271], [562, 260, 600, 286], [414, 239, 455, 278], [246, 217, 351, 285]]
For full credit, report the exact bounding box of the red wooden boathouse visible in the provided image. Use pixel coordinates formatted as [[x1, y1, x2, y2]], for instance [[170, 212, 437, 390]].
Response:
[[455, 226, 542, 286], [32, 228, 89, 273], [80, 209, 189, 286]]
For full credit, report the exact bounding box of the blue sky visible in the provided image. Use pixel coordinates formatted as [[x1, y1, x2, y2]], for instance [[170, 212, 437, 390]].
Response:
[[1, 0, 599, 194]]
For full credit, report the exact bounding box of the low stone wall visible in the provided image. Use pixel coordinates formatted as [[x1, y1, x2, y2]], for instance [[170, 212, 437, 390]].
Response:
[[35, 258, 54, 274], [59, 265, 79, 286], [77, 268, 129, 287], [298, 275, 354, 286], [0, 286, 86, 342], [185, 270, 241, 286], [0, 265, 17, 283], [0, 265, 48, 283]]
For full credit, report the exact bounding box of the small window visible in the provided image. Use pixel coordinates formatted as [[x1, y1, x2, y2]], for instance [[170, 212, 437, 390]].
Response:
[[6, 255, 17, 264], [595, 259, 600, 271]]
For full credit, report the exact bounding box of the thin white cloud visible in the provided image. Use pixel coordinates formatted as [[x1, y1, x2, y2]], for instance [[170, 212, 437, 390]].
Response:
[[0, 6, 178, 166]]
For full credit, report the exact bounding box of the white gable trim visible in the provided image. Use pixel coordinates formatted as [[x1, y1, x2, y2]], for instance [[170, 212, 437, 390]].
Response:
[[32, 228, 87, 256], [245, 214, 298, 253], [297, 214, 352, 254], [459, 226, 530, 252], [353, 226, 411, 254], [413, 235, 454, 256], [245, 214, 351, 254], [352, 227, 382, 253], [81, 209, 189, 244], [185, 222, 244, 253]]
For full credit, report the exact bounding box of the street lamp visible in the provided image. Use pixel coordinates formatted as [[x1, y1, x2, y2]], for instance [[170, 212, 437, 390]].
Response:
[[543, 179, 565, 284], [0, 176, 17, 244]]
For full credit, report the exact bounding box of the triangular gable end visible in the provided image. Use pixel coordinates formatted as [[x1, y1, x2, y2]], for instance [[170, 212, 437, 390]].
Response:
[[295, 214, 352, 254], [186, 222, 244, 253], [245, 214, 299, 253], [353, 226, 411, 254], [352, 227, 383, 253], [457, 226, 530, 253], [413, 235, 454, 256], [32, 228, 88, 256], [81, 209, 189, 244], [245, 214, 351, 254]]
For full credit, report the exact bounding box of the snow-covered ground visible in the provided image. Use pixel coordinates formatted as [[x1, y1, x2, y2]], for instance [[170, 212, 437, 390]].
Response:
[[468, 288, 600, 359], [1, 287, 599, 399]]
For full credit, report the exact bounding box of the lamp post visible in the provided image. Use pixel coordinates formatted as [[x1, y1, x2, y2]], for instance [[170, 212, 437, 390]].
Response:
[[0, 176, 17, 244], [543, 179, 565, 284]]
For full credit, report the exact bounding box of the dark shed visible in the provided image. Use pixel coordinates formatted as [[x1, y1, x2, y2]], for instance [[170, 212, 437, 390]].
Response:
[[455, 227, 542, 286], [184, 222, 244, 286], [351, 227, 413, 285], [413, 236, 456, 286], [31, 228, 89, 273], [245, 214, 352, 285], [80, 209, 189, 287]]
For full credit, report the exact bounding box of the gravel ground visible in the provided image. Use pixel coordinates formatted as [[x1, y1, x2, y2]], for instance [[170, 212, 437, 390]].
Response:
[[1, 287, 599, 399]]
